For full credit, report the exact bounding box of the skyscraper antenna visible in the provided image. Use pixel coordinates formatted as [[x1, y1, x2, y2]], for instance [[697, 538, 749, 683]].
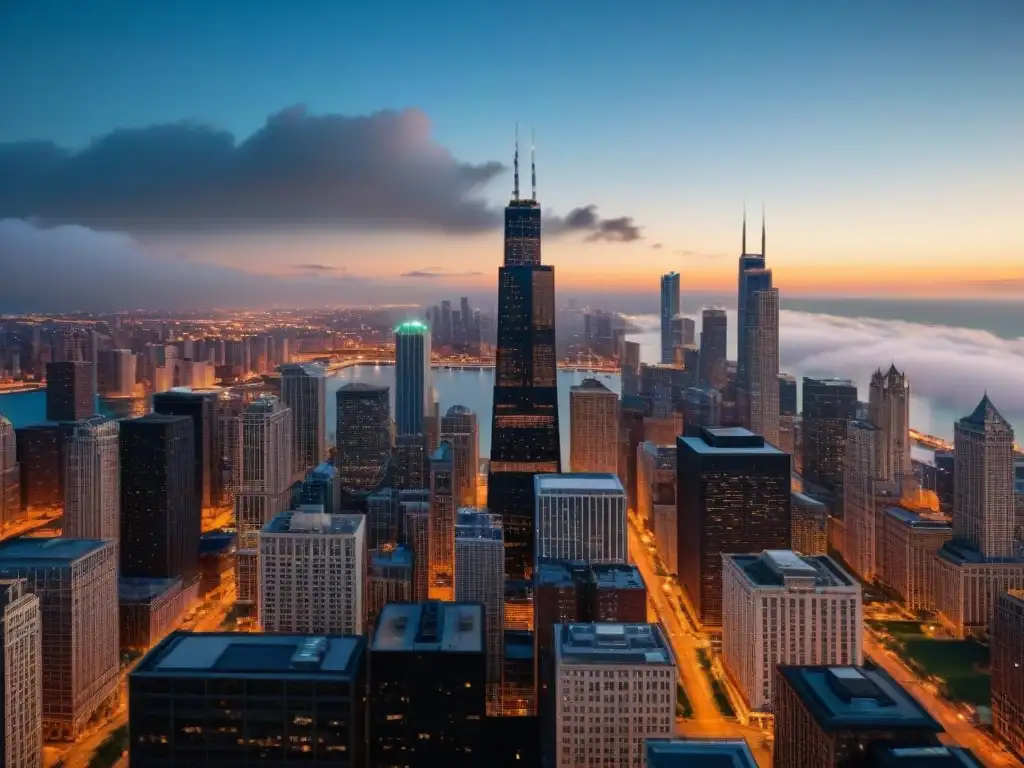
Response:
[[761, 203, 766, 257], [531, 126, 537, 201], [513, 123, 520, 202], [742, 204, 747, 255]]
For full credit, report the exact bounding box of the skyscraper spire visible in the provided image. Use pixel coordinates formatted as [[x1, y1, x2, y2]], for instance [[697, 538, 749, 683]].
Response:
[[742, 205, 747, 254], [761, 203, 766, 257], [513, 123, 520, 202], [530, 126, 537, 202]]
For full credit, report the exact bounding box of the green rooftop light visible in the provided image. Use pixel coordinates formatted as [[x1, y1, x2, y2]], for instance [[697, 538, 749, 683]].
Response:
[[395, 321, 428, 332]]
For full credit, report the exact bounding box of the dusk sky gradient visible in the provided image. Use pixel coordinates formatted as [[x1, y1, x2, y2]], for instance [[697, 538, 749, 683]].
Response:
[[1, 0, 1022, 299]]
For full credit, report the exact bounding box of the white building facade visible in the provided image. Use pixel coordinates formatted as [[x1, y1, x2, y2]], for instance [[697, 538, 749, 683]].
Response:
[[535, 474, 628, 565], [62, 417, 120, 541]]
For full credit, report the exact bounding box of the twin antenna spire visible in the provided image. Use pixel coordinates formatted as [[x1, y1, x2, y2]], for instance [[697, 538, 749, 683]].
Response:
[[741, 204, 767, 257], [512, 123, 537, 202]]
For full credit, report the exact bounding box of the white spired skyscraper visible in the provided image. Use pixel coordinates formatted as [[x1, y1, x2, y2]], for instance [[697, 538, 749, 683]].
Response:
[[62, 417, 120, 541], [454, 509, 504, 715], [868, 365, 911, 489], [394, 321, 432, 437], [278, 362, 326, 476], [569, 378, 619, 474], [534, 473, 628, 564], [660, 272, 681, 364]]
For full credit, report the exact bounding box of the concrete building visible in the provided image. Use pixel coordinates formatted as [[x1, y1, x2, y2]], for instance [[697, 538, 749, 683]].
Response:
[[45, 361, 94, 422], [367, 545, 412, 629], [369, 602, 486, 767], [869, 365, 912, 490], [278, 362, 327, 475], [682, 386, 722, 434], [554, 623, 676, 768], [441, 405, 479, 507], [394, 433, 428, 491], [801, 378, 858, 497], [660, 272, 681, 364], [646, 739, 757, 768], [153, 388, 219, 509], [0, 578, 42, 768], [62, 417, 119, 541], [234, 396, 293, 610], [0, 416, 19, 526], [569, 378, 619, 474], [15, 424, 64, 514], [992, 590, 1024, 760], [699, 307, 728, 389], [130, 631, 366, 766], [403, 497, 431, 601], [790, 491, 828, 556], [637, 441, 677, 574], [258, 508, 366, 636], [118, 576, 196, 650], [876, 507, 951, 612], [395, 321, 433, 437], [677, 427, 791, 629], [0, 538, 119, 741], [722, 550, 862, 721], [842, 420, 882, 581], [335, 383, 391, 493], [747, 285, 780, 447], [454, 510, 504, 714], [429, 441, 457, 600], [773, 665, 943, 768], [535, 473, 628, 565], [297, 461, 340, 514]]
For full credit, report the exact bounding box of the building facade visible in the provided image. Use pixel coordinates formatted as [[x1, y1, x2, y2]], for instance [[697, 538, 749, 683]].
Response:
[[258, 509, 366, 636], [152, 388, 219, 509], [842, 420, 881, 582], [45, 361, 94, 422], [637, 441, 678, 574], [801, 377, 858, 497], [722, 551, 862, 718], [869, 365, 912, 490], [535, 474, 628, 565], [62, 417, 119, 541], [660, 272, 681, 364], [278, 362, 327, 476], [569, 378, 619, 474], [699, 307, 728, 389], [790, 491, 828, 556], [335, 383, 391, 493], [395, 321, 432, 437], [0, 578, 42, 768], [0, 416, 20, 526], [992, 590, 1024, 760], [429, 441, 457, 600], [876, 506, 951, 611], [441, 405, 479, 507], [747, 285, 780, 447], [367, 546, 412, 630], [403, 498, 431, 601]]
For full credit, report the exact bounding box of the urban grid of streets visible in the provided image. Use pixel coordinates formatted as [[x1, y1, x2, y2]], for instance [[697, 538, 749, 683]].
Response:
[[627, 513, 1023, 768]]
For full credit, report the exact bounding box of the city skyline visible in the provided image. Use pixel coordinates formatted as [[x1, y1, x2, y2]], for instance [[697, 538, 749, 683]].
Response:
[[1, 2, 1022, 307]]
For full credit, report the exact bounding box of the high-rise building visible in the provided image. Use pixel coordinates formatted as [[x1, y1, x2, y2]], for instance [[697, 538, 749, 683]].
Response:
[[699, 307, 728, 388], [671, 314, 696, 348], [402, 496, 431, 601], [367, 545, 413, 629], [120, 414, 198, 581], [62, 416, 119, 541], [96, 348, 136, 397], [14, 425, 64, 513], [569, 378, 618, 474], [842, 420, 882, 581], [992, 590, 1024, 760], [747, 284, 780, 446], [0, 538, 119, 742], [637, 441, 677, 574], [369, 602, 486, 767], [153, 388, 219, 509], [234, 396, 293, 608], [773, 665, 943, 768], [801, 377, 858, 496], [869, 365, 911, 489], [535, 473, 628, 565], [682, 386, 722, 435], [736, 213, 766, 399], [0, 415, 22, 525], [677, 427, 791, 629], [335, 382, 391, 492], [259, 508, 365, 635], [779, 374, 798, 415], [620, 339, 641, 398], [454, 510, 504, 713], [554, 623, 676, 768], [722, 551, 862, 721], [0, 577, 42, 768], [646, 739, 758, 768], [395, 322, 432, 437], [876, 506, 951, 612], [366, 488, 399, 550], [790, 491, 828, 556], [660, 272, 681, 364], [394, 433, 428, 491], [441, 405, 479, 507], [130, 631, 367, 766], [488, 138, 561, 579], [279, 362, 327, 475], [429, 441, 457, 599], [45, 361, 94, 422], [298, 461, 340, 513]]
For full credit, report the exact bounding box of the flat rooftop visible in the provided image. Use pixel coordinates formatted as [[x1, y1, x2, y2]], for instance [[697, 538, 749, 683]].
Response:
[[134, 631, 364, 678], [504, 630, 534, 660], [646, 739, 758, 768], [369, 546, 413, 568], [791, 491, 827, 509], [0, 537, 112, 567], [371, 602, 483, 654], [263, 510, 364, 536], [535, 473, 624, 494], [875, 746, 983, 767], [119, 576, 181, 602], [555, 623, 673, 666], [883, 506, 952, 530], [938, 539, 1024, 566], [729, 550, 856, 589], [535, 559, 590, 588], [591, 563, 646, 590], [777, 666, 941, 732], [681, 427, 783, 455]]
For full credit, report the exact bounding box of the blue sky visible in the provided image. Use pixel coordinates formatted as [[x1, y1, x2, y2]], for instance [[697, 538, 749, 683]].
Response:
[[1, 0, 1022, 298]]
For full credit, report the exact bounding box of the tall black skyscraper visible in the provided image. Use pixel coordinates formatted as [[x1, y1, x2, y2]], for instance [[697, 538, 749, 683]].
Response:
[[487, 129, 561, 578], [153, 389, 217, 509], [699, 308, 728, 387], [736, 212, 766, 397], [335, 383, 391, 492], [45, 361, 94, 422], [120, 414, 199, 582], [801, 377, 858, 496]]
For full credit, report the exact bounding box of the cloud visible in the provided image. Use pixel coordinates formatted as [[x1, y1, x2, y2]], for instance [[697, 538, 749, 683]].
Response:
[[676, 249, 728, 259], [293, 263, 338, 272], [546, 205, 643, 243], [401, 267, 483, 278], [650, 243, 663, 250], [0, 106, 504, 234]]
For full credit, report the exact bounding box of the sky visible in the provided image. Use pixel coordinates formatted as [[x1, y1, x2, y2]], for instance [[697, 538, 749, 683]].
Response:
[[1, 0, 1023, 307]]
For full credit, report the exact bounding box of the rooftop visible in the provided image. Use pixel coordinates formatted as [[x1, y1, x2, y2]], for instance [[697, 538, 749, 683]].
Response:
[[960, 393, 1011, 431], [791, 491, 827, 509], [646, 739, 758, 768], [0, 537, 112, 567], [134, 631, 364, 678], [198, 530, 235, 554], [278, 362, 326, 376], [883, 506, 952, 530], [305, 462, 337, 478], [504, 630, 534, 660], [535, 473, 624, 494], [371, 601, 483, 654], [536, 559, 591, 588], [454, 509, 502, 541], [681, 427, 783, 455], [263, 509, 364, 536], [555, 623, 673, 666], [938, 539, 1024, 566], [777, 666, 941, 732], [591, 563, 646, 590], [119, 576, 181, 602], [803, 376, 856, 388], [728, 551, 856, 589], [338, 382, 389, 394], [369, 545, 413, 569], [571, 378, 614, 394], [874, 746, 983, 767], [394, 320, 428, 333]]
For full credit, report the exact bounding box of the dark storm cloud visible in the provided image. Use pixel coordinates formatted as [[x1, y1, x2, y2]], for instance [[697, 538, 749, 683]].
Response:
[[0, 106, 504, 234], [545, 205, 643, 242], [401, 267, 483, 278]]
